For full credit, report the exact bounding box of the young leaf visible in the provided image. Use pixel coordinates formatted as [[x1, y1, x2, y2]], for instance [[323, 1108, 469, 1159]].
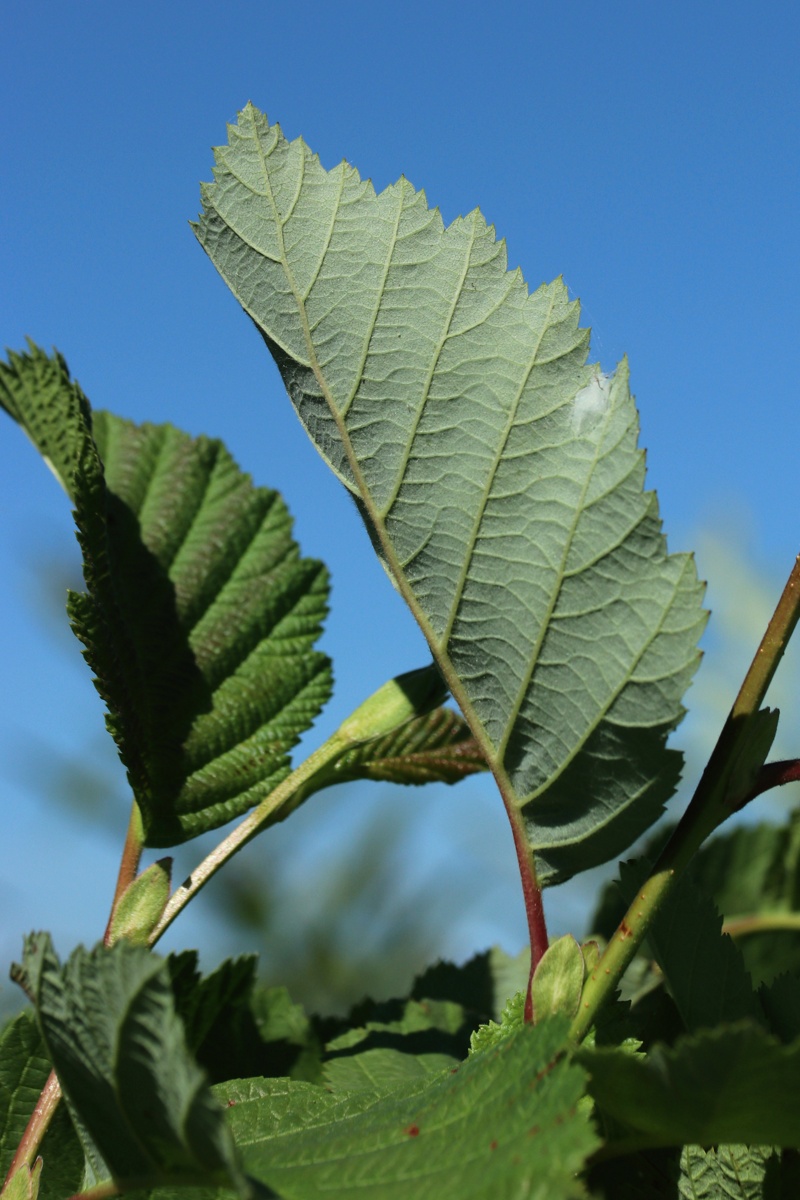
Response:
[[208, 1016, 596, 1199], [107, 858, 172, 946], [0, 344, 332, 846], [14, 934, 248, 1195], [580, 1022, 800, 1149], [319, 706, 486, 787], [0, 342, 91, 494], [196, 104, 706, 884], [531, 934, 585, 1023]]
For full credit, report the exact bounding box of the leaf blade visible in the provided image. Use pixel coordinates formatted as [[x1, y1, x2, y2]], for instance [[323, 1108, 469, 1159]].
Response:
[[197, 105, 707, 883], [1, 344, 332, 846], [15, 935, 247, 1194]]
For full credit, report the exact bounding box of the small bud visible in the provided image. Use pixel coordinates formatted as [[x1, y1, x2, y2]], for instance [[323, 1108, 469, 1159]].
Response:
[[107, 858, 172, 947]]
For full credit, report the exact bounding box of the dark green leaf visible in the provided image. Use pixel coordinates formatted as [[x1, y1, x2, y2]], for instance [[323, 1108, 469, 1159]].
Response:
[[580, 1022, 800, 1149], [0, 341, 91, 495], [196, 104, 706, 885], [16, 934, 247, 1195], [0, 1011, 84, 1200], [411, 945, 530, 1024], [760, 972, 800, 1044], [593, 815, 800, 994], [616, 858, 760, 1034], [1, 344, 332, 846]]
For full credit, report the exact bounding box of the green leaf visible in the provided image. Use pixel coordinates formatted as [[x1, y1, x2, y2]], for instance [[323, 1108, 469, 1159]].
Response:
[[0, 1012, 83, 1200], [196, 104, 706, 884], [15, 934, 248, 1195], [323, 1047, 457, 1096], [210, 1016, 596, 1199], [411, 945, 530, 1024], [615, 857, 760, 1034], [580, 1022, 800, 1149], [324, 705, 487, 786], [0, 341, 91, 495], [531, 934, 585, 1023], [1, 344, 332, 846], [679, 1144, 779, 1200], [323, 996, 469, 1095]]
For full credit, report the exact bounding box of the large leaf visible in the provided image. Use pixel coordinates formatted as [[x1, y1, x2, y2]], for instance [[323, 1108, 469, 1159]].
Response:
[[13, 935, 248, 1195], [196, 104, 706, 884], [161, 1015, 597, 1200], [0, 344, 331, 846]]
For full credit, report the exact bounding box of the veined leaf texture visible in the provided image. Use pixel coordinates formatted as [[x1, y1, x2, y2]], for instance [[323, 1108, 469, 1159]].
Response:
[[196, 105, 707, 883]]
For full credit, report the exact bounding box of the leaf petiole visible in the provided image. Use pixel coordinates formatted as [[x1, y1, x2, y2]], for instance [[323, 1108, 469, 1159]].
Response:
[[148, 665, 447, 946]]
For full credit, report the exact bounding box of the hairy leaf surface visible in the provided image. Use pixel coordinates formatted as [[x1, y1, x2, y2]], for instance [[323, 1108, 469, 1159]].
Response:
[[202, 1016, 595, 1199], [0, 344, 331, 845], [196, 104, 706, 883], [15, 935, 248, 1195]]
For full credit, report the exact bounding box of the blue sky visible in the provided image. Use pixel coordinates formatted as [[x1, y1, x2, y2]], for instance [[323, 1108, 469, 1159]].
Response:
[[2, 2, 799, 1005]]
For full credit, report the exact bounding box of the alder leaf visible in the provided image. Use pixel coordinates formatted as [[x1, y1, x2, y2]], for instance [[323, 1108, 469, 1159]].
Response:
[[203, 1016, 595, 1199], [196, 104, 706, 884], [580, 1022, 800, 1150], [0, 343, 332, 846], [14, 934, 249, 1195]]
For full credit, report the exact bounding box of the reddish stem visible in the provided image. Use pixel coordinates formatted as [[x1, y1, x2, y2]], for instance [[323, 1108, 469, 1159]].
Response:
[[508, 815, 549, 1022], [103, 803, 144, 945], [737, 758, 800, 808], [2, 1069, 61, 1187]]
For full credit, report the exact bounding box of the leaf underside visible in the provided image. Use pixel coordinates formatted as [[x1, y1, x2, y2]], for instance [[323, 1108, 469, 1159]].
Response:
[[0, 344, 332, 846], [196, 103, 706, 884]]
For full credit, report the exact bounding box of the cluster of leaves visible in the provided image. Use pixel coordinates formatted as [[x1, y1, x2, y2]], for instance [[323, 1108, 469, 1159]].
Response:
[[2, 105, 800, 1198]]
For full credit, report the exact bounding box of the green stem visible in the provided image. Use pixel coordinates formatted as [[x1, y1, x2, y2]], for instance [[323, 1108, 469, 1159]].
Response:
[[723, 911, 800, 939], [149, 665, 446, 946], [571, 553, 800, 1042], [148, 731, 351, 945]]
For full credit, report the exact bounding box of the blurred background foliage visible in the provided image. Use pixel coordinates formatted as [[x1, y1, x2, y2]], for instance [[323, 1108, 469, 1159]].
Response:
[[2, 509, 799, 1024]]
